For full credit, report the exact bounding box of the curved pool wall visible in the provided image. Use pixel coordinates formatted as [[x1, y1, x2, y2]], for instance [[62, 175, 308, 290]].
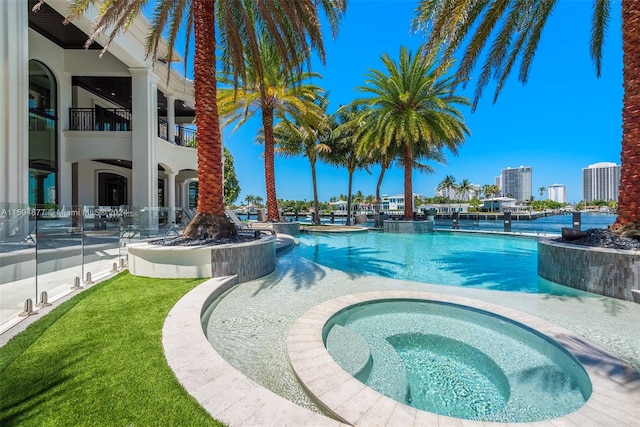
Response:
[[322, 299, 592, 422], [538, 239, 640, 301]]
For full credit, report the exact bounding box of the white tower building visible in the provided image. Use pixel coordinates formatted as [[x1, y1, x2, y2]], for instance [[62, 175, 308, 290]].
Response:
[[501, 166, 532, 202], [547, 184, 567, 203], [582, 162, 620, 202]]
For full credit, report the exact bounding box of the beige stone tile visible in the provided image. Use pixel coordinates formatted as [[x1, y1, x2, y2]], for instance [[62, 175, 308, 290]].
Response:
[[386, 403, 417, 426], [333, 384, 382, 423], [355, 398, 396, 426], [318, 378, 367, 415], [412, 409, 439, 426]]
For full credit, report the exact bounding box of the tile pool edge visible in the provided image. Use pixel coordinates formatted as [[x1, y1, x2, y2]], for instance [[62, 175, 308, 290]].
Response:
[[287, 291, 640, 426]]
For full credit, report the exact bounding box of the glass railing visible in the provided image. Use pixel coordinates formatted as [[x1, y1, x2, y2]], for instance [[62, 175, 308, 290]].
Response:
[[0, 204, 185, 329]]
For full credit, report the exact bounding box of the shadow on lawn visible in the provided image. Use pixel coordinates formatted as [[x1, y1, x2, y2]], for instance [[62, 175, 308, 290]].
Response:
[[0, 344, 87, 425]]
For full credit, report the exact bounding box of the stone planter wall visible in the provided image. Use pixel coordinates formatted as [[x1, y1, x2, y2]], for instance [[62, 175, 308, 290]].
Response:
[[211, 237, 276, 282], [383, 220, 434, 233], [271, 222, 300, 236], [538, 239, 640, 301], [128, 236, 276, 281]]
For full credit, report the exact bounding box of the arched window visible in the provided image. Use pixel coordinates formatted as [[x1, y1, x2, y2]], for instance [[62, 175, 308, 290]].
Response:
[[28, 60, 58, 206]]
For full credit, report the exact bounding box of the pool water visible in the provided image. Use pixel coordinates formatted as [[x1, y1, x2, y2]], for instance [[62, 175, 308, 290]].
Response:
[[324, 300, 592, 422], [297, 231, 583, 295]]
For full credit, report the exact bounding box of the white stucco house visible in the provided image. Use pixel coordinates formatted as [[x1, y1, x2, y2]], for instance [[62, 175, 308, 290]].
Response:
[[1, 0, 199, 224], [482, 197, 519, 212]]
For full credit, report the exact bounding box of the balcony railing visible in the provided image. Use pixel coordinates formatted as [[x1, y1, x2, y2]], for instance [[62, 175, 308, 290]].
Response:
[[70, 108, 132, 131], [158, 118, 197, 148], [177, 126, 197, 148]]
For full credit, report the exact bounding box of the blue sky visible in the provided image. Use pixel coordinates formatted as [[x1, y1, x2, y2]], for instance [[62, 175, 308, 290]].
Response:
[[212, 0, 623, 204]]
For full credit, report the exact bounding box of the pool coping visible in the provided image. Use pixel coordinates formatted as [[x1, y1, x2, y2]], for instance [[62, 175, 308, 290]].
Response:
[[162, 276, 348, 427], [287, 291, 640, 426]]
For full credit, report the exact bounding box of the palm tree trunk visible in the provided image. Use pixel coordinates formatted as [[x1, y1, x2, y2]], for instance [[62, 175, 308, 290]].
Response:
[[183, 0, 235, 239], [311, 158, 320, 225], [613, 0, 640, 235], [403, 143, 413, 220], [262, 106, 280, 222], [346, 172, 354, 226], [375, 166, 387, 227]]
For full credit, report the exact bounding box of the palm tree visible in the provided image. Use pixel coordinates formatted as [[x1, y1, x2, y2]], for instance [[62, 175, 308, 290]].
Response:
[[47, 0, 347, 237], [413, 0, 640, 235], [457, 179, 474, 201], [486, 184, 501, 198], [437, 174, 458, 214], [328, 105, 372, 226], [370, 149, 396, 226], [353, 46, 470, 220], [539, 187, 547, 200], [364, 194, 376, 212], [480, 184, 490, 200], [352, 190, 366, 215], [334, 108, 397, 226], [218, 35, 326, 222], [272, 95, 332, 225], [438, 175, 457, 200]]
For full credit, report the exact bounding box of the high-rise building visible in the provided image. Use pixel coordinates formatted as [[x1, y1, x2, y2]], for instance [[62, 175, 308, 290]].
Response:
[[501, 166, 532, 202], [582, 162, 620, 202], [547, 184, 567, 203]]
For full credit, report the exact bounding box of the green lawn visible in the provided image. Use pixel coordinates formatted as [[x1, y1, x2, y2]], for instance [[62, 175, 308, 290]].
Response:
[[0, 272, 225, 426]]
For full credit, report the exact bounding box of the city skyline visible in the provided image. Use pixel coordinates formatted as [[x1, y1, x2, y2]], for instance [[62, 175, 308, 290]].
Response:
[[233, 158, 619, 205], [218, 1, 623, 205]]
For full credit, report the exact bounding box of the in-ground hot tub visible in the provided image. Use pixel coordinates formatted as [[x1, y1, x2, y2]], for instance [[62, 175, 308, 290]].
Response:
[[322, 299, 592, 423]]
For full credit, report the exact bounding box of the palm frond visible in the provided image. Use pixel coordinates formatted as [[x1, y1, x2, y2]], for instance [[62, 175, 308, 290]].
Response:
[[591, 0, 611, 77]]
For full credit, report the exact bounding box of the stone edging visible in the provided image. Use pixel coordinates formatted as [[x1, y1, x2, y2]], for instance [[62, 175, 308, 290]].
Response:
[[383, 220, 433, 233], [162, 276, 347, 427], [538, 239, 640, 301], [288, 291, 640, 426]]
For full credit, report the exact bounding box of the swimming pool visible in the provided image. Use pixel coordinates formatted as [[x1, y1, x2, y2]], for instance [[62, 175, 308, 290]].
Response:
[[296, 231, 582, 295], [206, 229, 640, 416], [323, 299, 592, 422]]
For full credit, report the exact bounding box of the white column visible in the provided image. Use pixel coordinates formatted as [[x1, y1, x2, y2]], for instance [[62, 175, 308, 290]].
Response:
[[0, 0, 29, 206], [166, 171, 176, 224], [166, 94, 175, 144], [129, 68, 158, 208]]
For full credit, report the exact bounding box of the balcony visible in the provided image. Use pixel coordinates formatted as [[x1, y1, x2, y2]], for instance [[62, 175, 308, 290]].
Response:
[[69, 108, 132, 132], [158, 118, 197, 148]]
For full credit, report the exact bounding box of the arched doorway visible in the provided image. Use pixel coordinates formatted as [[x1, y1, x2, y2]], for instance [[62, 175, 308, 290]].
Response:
[[98, 173, 128, 206], [28, 60, 58, 206]]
